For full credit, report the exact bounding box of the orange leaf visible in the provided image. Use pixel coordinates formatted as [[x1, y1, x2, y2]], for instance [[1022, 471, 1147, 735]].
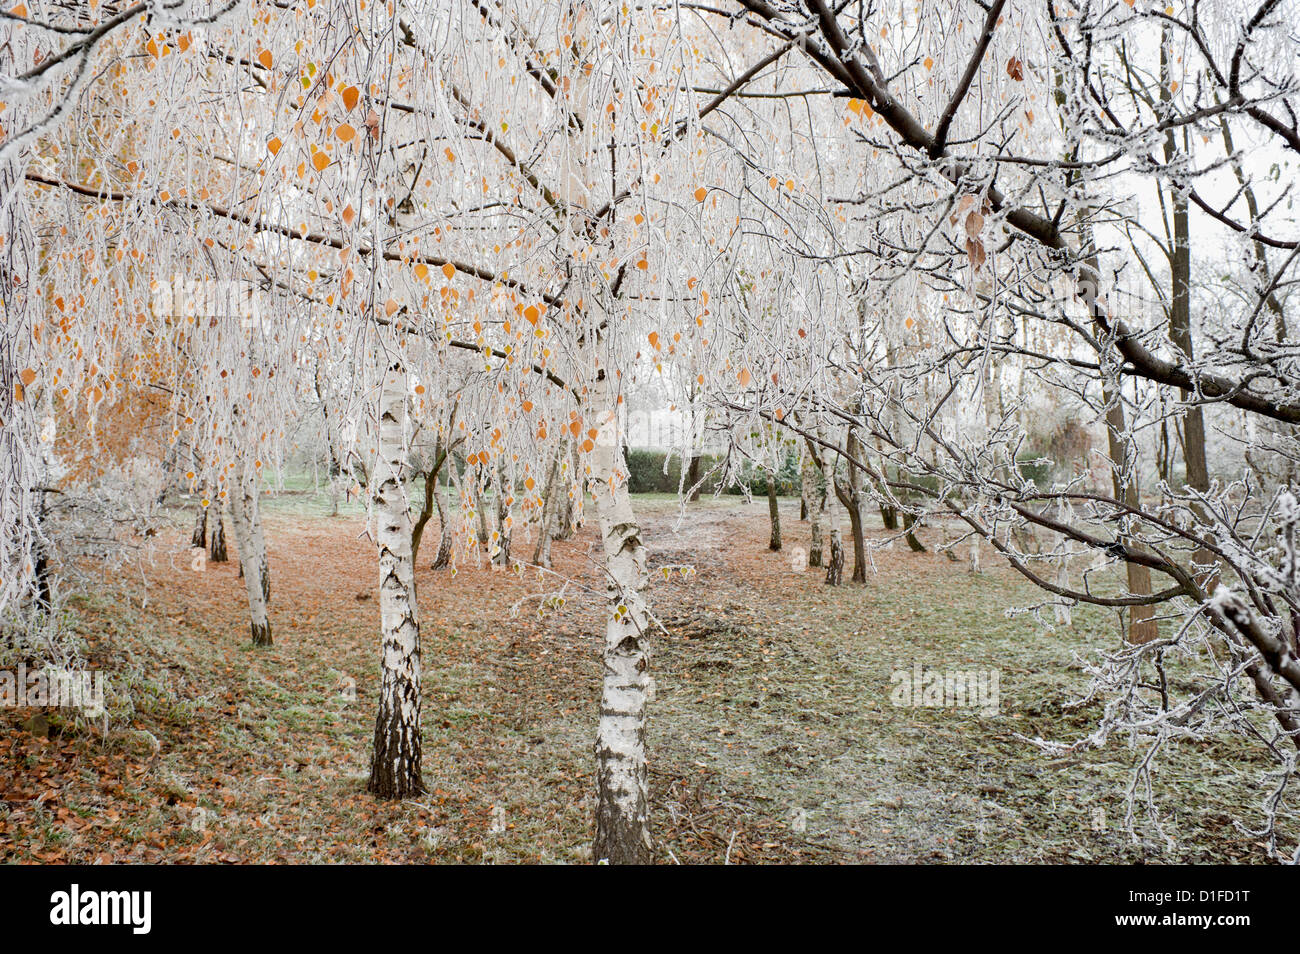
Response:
[[312, 151, 330, 172], [258, 49, 273, 70], [336, 123, 355, 142], [441, 262, 456, 280], [693, 187, 707, 202], [267, 137, 282, 155], [342, 86, 360, 111], [737, 367, 751, 387]]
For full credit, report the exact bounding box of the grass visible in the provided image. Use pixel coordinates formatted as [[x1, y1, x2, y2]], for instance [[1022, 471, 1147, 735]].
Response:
[[0, 491, 1286, 863]]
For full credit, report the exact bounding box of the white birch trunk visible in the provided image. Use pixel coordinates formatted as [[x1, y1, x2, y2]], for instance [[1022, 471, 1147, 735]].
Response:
[[368, 365, 424, 799], [229, 471, 271, 647], [590, 370, 652, 864]]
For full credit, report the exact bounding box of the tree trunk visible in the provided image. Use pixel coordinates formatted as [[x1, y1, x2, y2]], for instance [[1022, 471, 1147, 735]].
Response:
[[833, 463, 867, 584], [431, 480, 453, 570], [590, 370, 652, 865], [767, 476, 782, 551], [846, 497, 866, 581], [554, 438, 579, 540], [472, 477, 492, 554], [191, 499, 207, 549], [368, 366, 424, 800], [879, 503, 899, 531], [686, 453, 702, 502], [208, 505, 228, 562], [533, 447, 562, 568], [229, 474, 272, 647], [845, 426, 870, 581], [1080, 216, 1158, 644], [902, 511, 926, 552], [494, 464, 511, 566], [1103, 384, 1159, 644], [802, 447, 825, 567], [825, 528, 844, 586], [1159, 53, 1215, 588]]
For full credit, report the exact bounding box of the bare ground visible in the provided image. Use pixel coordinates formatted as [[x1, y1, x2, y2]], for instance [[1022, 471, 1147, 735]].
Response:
[[0, 494, 1281, 863]]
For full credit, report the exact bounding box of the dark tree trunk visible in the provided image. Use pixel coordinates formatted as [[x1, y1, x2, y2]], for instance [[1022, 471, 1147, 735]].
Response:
[[847, 502, 866, 582], [902, 511, 927, 552], [209, 508, 228, 562], [879, 504, 899, 531], [833, 474, 867, 583], [33, 543, 53, 614], [1160, 46, 1215, 588], [686, 453, 703, 502], [431, 483, 453, 570], [191, 502, 207, 549], [767, 478, 782, 551]]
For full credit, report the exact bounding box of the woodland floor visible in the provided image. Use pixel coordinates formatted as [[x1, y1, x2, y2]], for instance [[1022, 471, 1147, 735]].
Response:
[[0, 491, 1284, 863]]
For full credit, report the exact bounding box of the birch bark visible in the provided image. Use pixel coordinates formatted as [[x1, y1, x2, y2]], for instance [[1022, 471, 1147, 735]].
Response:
[[589, 368, 653, 864], [368, 365, 424, 799], [229, 471, 271, 647]]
